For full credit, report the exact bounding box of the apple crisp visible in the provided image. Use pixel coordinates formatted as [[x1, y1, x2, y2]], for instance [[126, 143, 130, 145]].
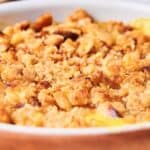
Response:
[[0, 9, 149, 127]]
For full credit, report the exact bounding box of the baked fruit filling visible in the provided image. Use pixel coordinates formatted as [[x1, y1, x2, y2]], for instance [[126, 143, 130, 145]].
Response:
[[0, 9, 149, 127]]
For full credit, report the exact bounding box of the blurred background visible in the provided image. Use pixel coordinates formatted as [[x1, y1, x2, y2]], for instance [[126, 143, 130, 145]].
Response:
[[0, 0, 150, 3]]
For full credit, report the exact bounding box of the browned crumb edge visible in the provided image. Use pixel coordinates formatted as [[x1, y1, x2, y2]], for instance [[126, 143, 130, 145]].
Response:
[[0, 9, 149, 127]]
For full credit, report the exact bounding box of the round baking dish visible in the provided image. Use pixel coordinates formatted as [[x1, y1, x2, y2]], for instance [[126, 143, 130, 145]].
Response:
[[0, 0, 149, 150]]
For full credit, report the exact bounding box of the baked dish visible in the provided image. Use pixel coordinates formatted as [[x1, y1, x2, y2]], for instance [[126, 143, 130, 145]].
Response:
[[0, 9, 149, 127]]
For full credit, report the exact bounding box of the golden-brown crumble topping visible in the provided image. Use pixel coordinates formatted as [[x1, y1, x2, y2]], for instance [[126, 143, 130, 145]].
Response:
[[0, 9, 149, 127]]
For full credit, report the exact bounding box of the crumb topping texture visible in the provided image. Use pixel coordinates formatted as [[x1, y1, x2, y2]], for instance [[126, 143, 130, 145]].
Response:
[[0, 9, 149, 127]]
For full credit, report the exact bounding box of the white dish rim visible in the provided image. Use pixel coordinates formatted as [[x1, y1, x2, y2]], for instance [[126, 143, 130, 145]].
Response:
[[0, 0, 150, 14], [0, 122, 150, 136]]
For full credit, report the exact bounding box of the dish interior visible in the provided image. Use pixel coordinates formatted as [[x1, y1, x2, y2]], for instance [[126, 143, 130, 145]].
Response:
[[0, 0, 149, 133]]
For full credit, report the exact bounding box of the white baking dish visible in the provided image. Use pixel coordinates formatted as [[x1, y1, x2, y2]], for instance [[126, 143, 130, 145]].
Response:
[[0, 1, 149, 150]]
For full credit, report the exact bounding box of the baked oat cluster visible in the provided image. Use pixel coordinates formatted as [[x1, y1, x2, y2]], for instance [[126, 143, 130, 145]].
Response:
[[0, 9, 149, 127]]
